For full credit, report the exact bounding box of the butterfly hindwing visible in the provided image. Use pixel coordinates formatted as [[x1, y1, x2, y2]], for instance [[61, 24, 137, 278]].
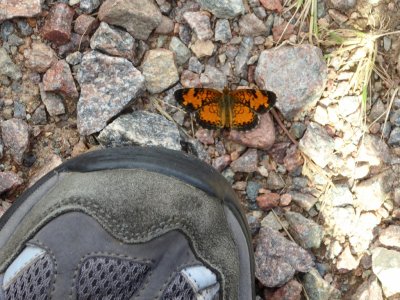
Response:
[[196, 102, 224, 130], [174, 88, 222, 112], [229, 89, 276, 113], [231, 102, 258, 131]]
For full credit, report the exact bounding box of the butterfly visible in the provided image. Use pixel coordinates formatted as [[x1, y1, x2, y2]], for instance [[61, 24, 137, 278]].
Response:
[[174, 87, 277, 131]]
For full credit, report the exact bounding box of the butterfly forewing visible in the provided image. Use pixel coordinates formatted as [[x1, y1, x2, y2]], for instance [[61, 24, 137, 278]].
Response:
[[229, 89, 276, 113], [174, 88, 222, 112]]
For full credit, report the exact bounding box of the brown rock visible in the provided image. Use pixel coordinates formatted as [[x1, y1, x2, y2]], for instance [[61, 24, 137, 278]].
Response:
[[284, 145, 304, 173], [0, 0, 42, 22], [0, 172, 23, 194], [39, 83, 65, 116], [257, 193, 280, 210], [154, 15, 174, 34], [272, 22, 295, 42], [270, 280, 302, 300], [228, 113, 275, 150], [98, 0, 162, 40], [74, 14, 99, 36], [42, 60, 78, 99], [260, 0, 283, 12], [24, 42, 57, 73], [180, 70, 201, 88], [58, 33, 90, 57], [42, 3, 75, 45]]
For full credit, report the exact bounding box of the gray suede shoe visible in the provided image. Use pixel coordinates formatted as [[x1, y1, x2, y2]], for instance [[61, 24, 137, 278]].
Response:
[[0, 147, 254, 300]]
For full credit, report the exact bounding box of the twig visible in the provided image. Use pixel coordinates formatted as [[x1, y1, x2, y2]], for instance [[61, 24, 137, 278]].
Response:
[[270, 108, 299, 145]]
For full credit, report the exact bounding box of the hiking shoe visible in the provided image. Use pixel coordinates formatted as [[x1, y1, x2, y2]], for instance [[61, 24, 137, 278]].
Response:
[[0, 147, 254, 299]]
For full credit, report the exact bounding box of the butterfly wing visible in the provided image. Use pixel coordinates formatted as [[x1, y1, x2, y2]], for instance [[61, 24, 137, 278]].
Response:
[[229, 89, 276, 113], [174, 88, 222, 112], [231, 102, 258, 131], [196, 102, 224, 130]]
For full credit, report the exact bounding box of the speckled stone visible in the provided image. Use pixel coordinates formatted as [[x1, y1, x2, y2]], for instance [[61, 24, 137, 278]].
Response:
[[0, 0, 42, 22], [77, 51, 145, 135], [183, 11, 213, 41], [196, 0, 244, 18], [169, 37, 191, 65], [215, 19, 232, 43], [1, 118, 29, 164], [0, 47, 22, 80], [98, 111, 181, 150], [200, 65, 227, 89], [42, 3, 75, 45], [90, 22, 135, 60], [141, 49, 179, 94], [98, 0, 162, 40], [39, 83, 65, 116], [239, 13, 267, 36], [74, 14, 99, 36], [0, 171, 23, 193], [24, 42, 57, 73]]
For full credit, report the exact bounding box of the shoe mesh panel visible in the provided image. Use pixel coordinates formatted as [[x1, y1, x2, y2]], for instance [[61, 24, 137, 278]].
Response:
[[162, 273, 195, 300], [5, 253, 54, 300], [77, 256, 150, 299]]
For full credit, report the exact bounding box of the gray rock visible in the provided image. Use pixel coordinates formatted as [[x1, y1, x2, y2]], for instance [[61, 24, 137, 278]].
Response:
[[383, 36, 391, 52], [379, 225, 400, 249], [351, 275, 383, 300], [368, 99, 385, 122], [17, 20, 33, 36], [247, 181, 262, 203], [7, 34, 24, 47], [80, 0, 102, 13], [255, 45, 327, 119], [200, 65, 227, 89], [253, 6, 267, 19], [372, 247, 400, 297], [330, 0, 356, 10], [299, 122, 334, 168], [141, 49, 179, 94], [13, 101, 26, 119], [1, 118, 29, 164], [356, 134, 390, 167], [66, 52, 83, 66], [289, 122, 307, 139], [178, 24, 192, 45], [183, 11, 213, 41], [0, 47, 22, 80], [239, 13, 267, 36], [285, 211, 324, 249], [215, 19, 232, 43], [169, 37, 191, 65], [90, 22, 135, 60], [388, 127, 400, 146], [266, 171, 285, 190], [155, 15, 174, 35], [31, 106, 47, 125], [230, 149, 258, 173], [77, 51, 145, 135], [188, 56, 204, 74], [325, 184, 353, 206], [255, 227, 314, 287], [260, 212, 284, 230], [1, 21, 14, 41], [235, 36, 254, 77], [98, 0, 162, 40], [98, 111, 181, 150], [302, 268, 341, 300], [354, 170, 395, 211], [0, 171, 23, 194], [289, 191, 318, 211], [390, 109, 400, 126], [196, 0, 245, 18], [39, 83, 65, 116]]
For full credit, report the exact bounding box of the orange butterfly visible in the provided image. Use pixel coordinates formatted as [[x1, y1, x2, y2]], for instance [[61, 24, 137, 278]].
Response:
[[174, 87, 276, 131]]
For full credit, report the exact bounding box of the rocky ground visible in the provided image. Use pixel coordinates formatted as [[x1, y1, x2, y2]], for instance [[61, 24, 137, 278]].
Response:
[[1, 0, 400, 299]]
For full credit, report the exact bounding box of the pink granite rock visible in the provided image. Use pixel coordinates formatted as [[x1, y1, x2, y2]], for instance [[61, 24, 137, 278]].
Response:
[[42, 3, 75, 45]]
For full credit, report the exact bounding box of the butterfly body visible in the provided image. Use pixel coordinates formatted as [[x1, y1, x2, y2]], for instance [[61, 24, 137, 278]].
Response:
[[174, 87, 276, 131]]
